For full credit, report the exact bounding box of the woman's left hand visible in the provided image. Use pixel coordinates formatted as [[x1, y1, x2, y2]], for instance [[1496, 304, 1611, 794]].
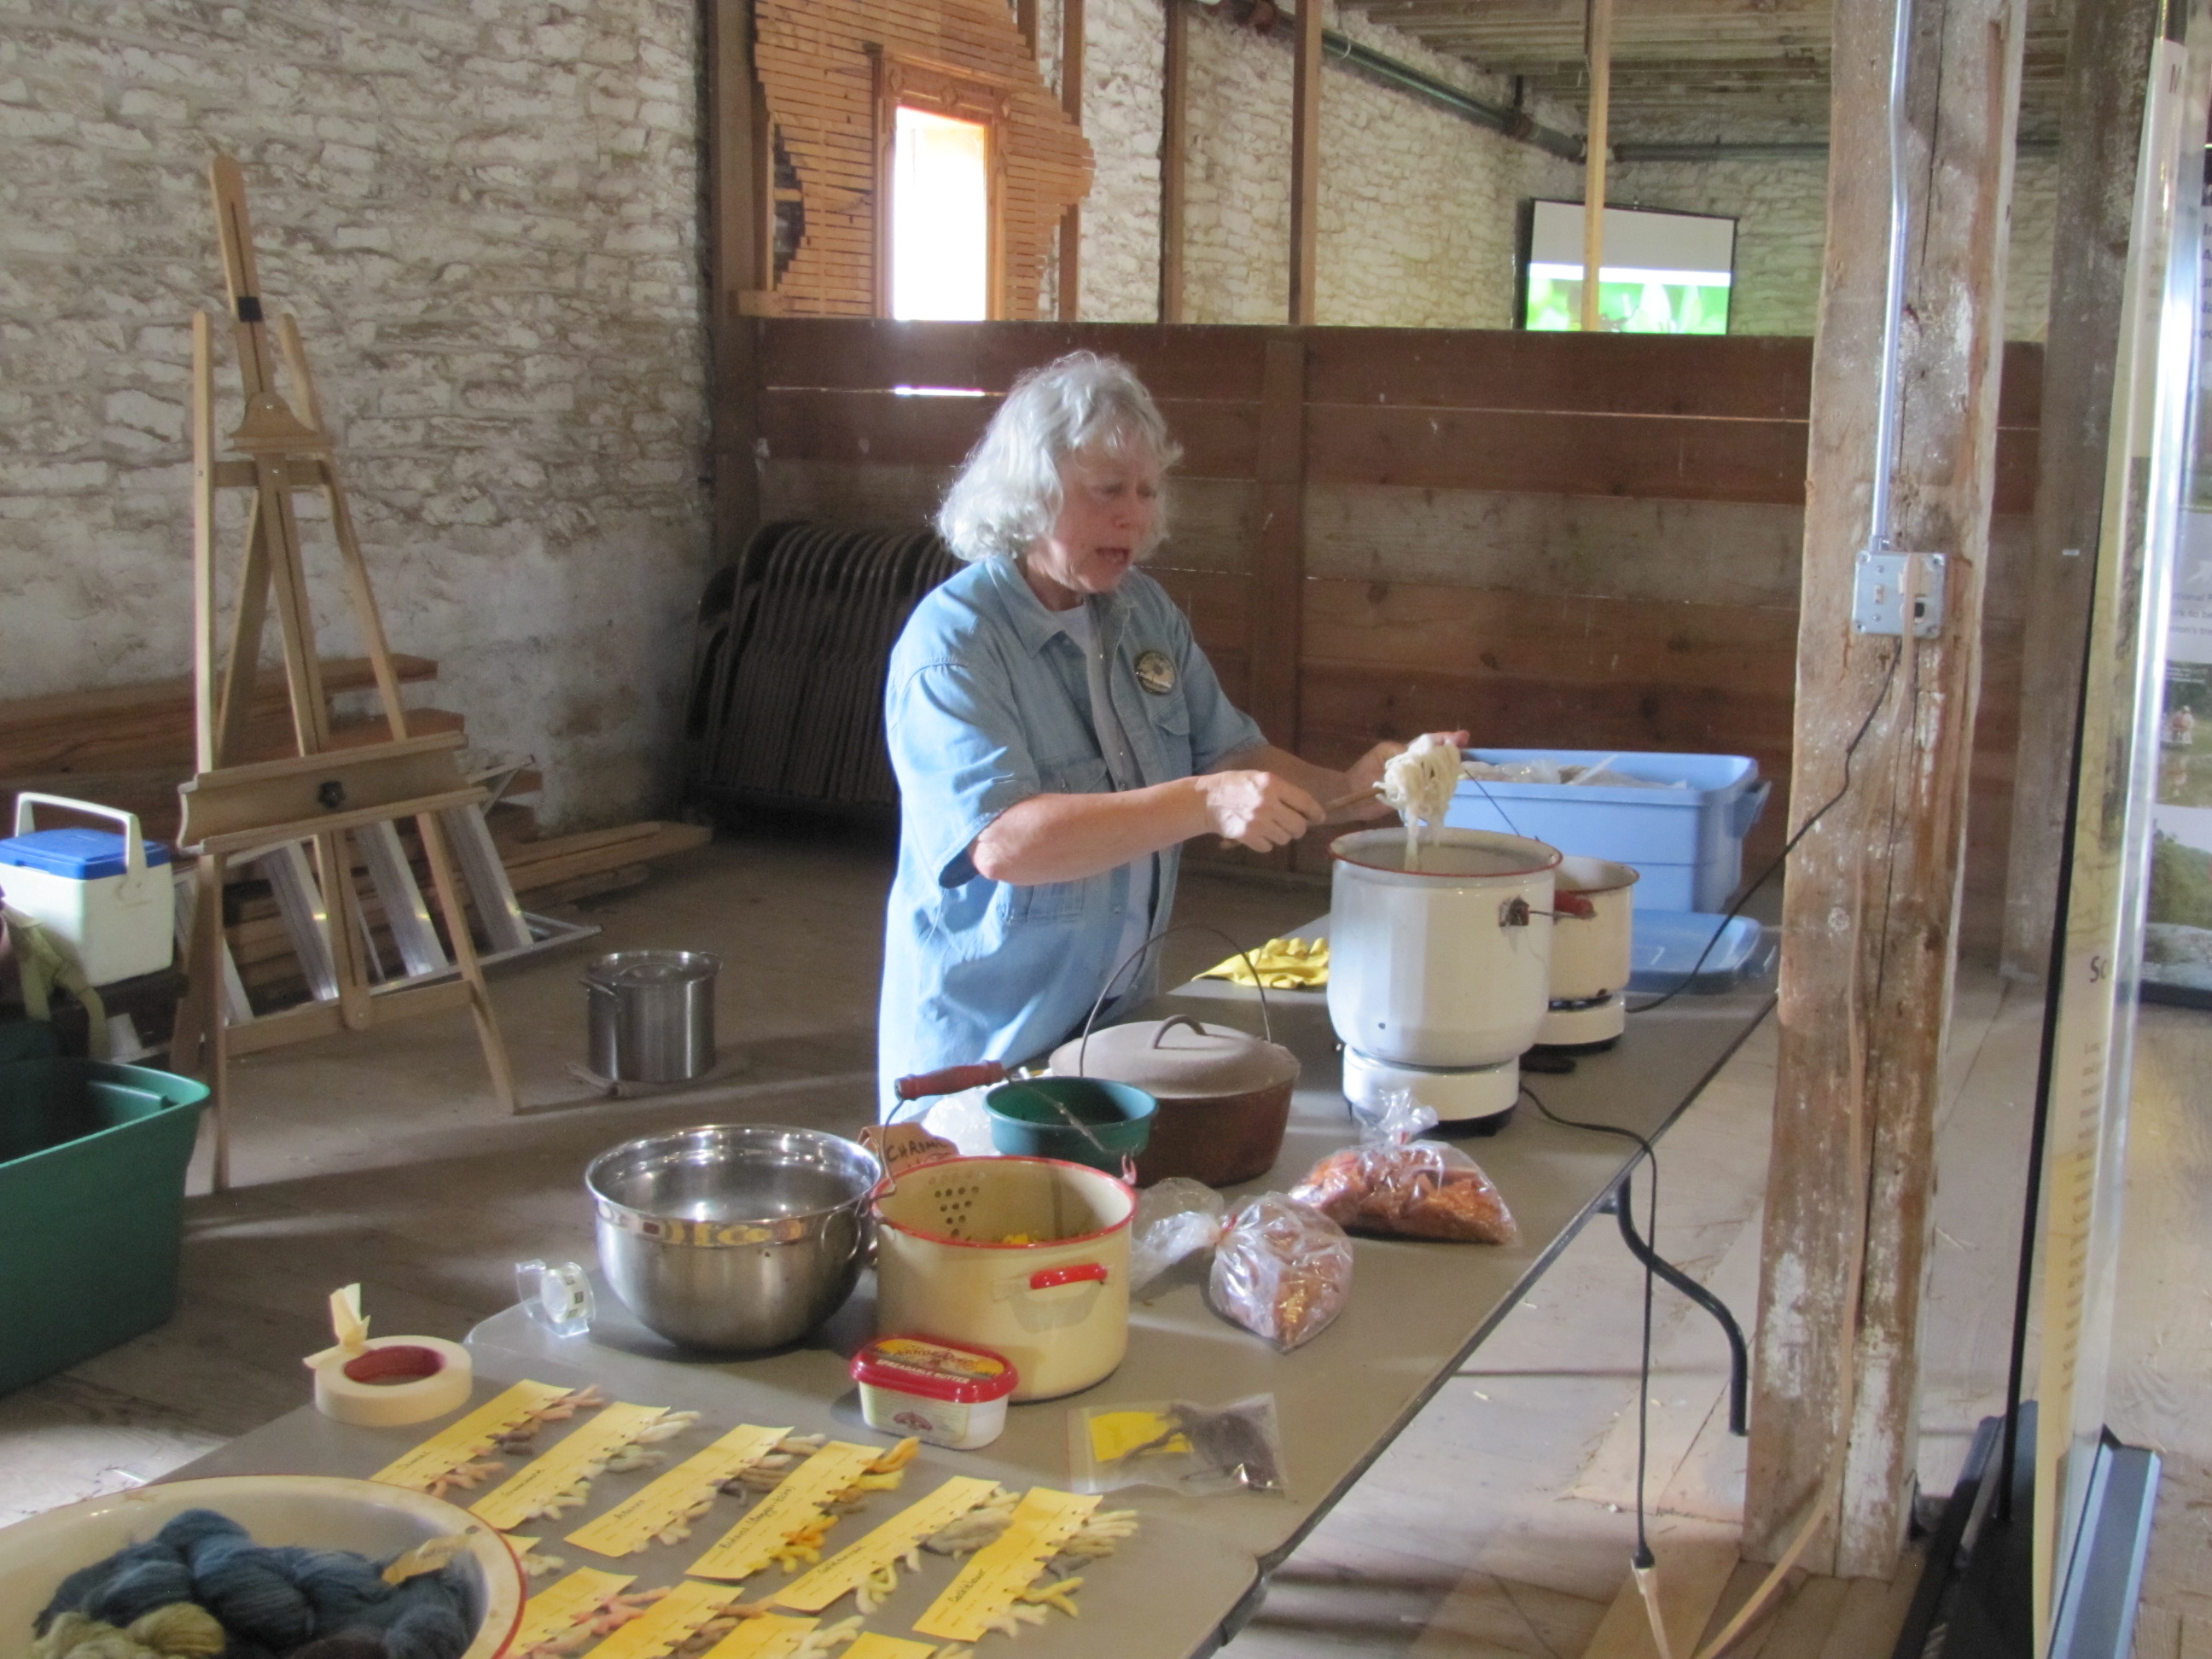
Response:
[[1338, 730, 1472, 820]]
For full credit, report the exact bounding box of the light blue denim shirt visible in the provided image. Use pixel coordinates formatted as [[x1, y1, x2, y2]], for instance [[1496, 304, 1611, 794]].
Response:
[[877, 556, 1266, 1118]]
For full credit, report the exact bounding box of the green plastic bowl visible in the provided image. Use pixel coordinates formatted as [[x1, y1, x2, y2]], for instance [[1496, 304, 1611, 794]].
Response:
[[984, 1078, 1155, 1173]]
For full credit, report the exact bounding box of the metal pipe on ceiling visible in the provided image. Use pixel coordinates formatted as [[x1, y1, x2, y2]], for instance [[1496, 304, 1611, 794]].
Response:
[[1266, 5, 1588, 160], [1263, 8, 2058, 168], [1612, 138, 2058, 161]]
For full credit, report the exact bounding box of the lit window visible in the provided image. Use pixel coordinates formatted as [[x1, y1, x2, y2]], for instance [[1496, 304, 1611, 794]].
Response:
[[891, 107, 990, 321]]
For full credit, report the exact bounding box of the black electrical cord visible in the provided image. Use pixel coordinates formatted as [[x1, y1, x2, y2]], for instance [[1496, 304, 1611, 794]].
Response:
[[1522, 1081, 1664, 1566], [1625, 638, 1906, 1016], [1518, 641, 1907, 1578]]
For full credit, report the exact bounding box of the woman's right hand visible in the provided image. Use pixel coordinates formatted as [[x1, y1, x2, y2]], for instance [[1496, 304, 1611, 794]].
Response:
[[1193, 771, 1324, 851]]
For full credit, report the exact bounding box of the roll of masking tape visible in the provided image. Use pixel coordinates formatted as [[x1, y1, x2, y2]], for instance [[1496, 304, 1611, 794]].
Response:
[[310, 1336, 474, 1428]]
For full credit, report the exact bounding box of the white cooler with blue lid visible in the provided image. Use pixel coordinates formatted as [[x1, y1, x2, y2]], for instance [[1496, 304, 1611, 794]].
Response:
[[0, 795, 176, 986]]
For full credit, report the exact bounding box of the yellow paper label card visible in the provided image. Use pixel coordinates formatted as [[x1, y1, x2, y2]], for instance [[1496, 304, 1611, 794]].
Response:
[[474, 1401, 672, 1532], [686, 1441, 882, 1581], [694, 1615, 818, 1659], [844, 1639, 939, 1659], [911, 1487, 1099, 1644], [510, 1567, 634, 1653], [581, 1580, 736, 1659], [371, 1379, 575, 1491], [771, 1475, 1000, 1613], [565, 1423, 790, 1557], [1086, 1410, 1191, 1463]]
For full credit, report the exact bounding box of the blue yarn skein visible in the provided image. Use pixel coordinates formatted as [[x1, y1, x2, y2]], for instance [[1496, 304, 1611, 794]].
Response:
[[35, 1507, 476, 1659], [265, 1548, 386, 1633], [83, 1557, 197, 1627], [174, 1533, 317, 1650], [154, 1512, 251, 1555], [38, 1542, 183, 1633], [383, 1600, 468, 1659]]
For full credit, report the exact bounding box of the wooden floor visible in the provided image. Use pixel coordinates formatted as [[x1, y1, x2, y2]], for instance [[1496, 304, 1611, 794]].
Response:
[[2, 824, 2203, 1657]]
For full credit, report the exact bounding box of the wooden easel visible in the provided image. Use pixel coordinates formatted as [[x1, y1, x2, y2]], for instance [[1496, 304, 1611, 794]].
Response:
[[170, 154, 517, 1189]]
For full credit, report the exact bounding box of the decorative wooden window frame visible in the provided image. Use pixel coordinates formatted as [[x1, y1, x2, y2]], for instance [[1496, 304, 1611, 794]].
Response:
[[870, 47, 1013, 319]]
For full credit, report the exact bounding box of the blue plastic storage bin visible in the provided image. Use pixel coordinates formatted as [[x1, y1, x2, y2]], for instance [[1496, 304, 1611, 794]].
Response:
[[1627, 912, 1774, 992], [1444, 748, 1771, 912]]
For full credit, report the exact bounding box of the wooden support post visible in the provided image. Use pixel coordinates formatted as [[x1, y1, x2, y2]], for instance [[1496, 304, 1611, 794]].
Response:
[[1580, 0, 1613, 332], [2000, 0, 2163, 978], [1288, 0, 1323, 325], [1017, 0, 1040, 57], [1058, 0, 1085, 322], [1249, 334, 1307, 757], [1745, 0, 2026, 1579], [191, 313, 218, 777], [707, 0, 763, 565], [1160, 0, 1188, 324], [194, 853, 230, 1189], [752, 83, 776, 299]]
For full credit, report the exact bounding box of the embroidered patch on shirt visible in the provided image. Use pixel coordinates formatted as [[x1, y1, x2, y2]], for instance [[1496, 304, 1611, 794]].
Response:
[[1134, 649, 1176, 695]]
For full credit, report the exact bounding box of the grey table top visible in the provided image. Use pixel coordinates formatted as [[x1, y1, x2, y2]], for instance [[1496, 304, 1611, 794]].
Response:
[[172, 930, 1775, 1658]]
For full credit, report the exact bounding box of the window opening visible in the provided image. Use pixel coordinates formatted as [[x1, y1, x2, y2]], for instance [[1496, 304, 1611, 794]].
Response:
[[891, 106, 990, 321], [771, 127, 804, 283], [1521, 201, 1736, 335]]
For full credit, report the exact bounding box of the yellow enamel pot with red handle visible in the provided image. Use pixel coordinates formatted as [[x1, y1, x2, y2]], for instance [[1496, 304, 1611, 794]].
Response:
[[871, 1155, 1134, 1401]]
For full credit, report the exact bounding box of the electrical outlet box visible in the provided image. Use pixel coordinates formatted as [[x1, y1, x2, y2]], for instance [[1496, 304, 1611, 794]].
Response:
[[1853, 552, 1946, 638]]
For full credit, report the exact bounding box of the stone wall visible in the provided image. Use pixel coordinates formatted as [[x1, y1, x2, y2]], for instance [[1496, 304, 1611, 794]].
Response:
[[1070, 2, 2058, 340], [1607, 148, 2058, 341], [1066, 0, 1165, 322], [1068, 0, 1580, 326], [0, 0, 711, 830]]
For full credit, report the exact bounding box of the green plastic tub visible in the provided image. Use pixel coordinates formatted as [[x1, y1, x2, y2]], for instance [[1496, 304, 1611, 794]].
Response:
[[983, 1077, 1155, 1173], [0, 1055, 210, 1395]]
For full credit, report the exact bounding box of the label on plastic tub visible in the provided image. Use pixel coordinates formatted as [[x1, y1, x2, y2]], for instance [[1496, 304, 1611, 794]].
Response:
[[851, 1337, 1017, 1404]]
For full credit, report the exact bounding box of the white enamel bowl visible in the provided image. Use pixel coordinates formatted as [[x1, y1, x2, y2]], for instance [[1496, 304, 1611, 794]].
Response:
[[0, 1475, 527, 1659]]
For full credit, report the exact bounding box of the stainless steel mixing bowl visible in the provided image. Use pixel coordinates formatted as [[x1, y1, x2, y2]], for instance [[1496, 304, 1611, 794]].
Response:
[[585, 1124, 882, 1352]]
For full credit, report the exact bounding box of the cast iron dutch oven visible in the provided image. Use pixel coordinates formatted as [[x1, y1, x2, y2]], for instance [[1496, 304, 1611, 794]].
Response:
[[1049, 1014, 1299, 1187]]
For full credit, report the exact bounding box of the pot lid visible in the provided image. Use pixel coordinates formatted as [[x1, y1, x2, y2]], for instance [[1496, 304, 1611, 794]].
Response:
[[585, 949, 721, 987], [1051, 1015, 1299, 1097]]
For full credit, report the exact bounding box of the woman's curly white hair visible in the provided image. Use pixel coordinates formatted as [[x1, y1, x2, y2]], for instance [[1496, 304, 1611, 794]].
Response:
[[935, 351, 1182, 563]]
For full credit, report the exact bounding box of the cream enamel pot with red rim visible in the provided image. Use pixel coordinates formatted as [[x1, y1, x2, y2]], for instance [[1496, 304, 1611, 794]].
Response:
[[1539, 856, 1639, 1048], [1328, 827, 1570, 1126], [871, 1156, 1134, 1401]]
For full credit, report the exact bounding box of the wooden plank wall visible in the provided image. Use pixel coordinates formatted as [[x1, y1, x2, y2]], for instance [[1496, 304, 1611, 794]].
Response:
[[751, 319, 2040, 951]]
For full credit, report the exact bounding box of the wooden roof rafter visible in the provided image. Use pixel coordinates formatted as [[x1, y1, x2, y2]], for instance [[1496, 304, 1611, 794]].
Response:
[[1339, 0, 2072, 140]]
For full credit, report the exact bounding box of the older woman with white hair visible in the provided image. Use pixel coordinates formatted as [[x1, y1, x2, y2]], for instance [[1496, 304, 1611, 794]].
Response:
[[878, 351, 1458, 1115]]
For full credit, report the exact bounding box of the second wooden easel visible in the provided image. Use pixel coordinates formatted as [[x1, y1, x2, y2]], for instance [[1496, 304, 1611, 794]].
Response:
[[170, 154, 518, 1189]]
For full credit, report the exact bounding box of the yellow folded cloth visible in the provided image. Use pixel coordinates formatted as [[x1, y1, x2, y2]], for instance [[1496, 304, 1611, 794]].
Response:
[[1196, 935, 1329, 989]]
